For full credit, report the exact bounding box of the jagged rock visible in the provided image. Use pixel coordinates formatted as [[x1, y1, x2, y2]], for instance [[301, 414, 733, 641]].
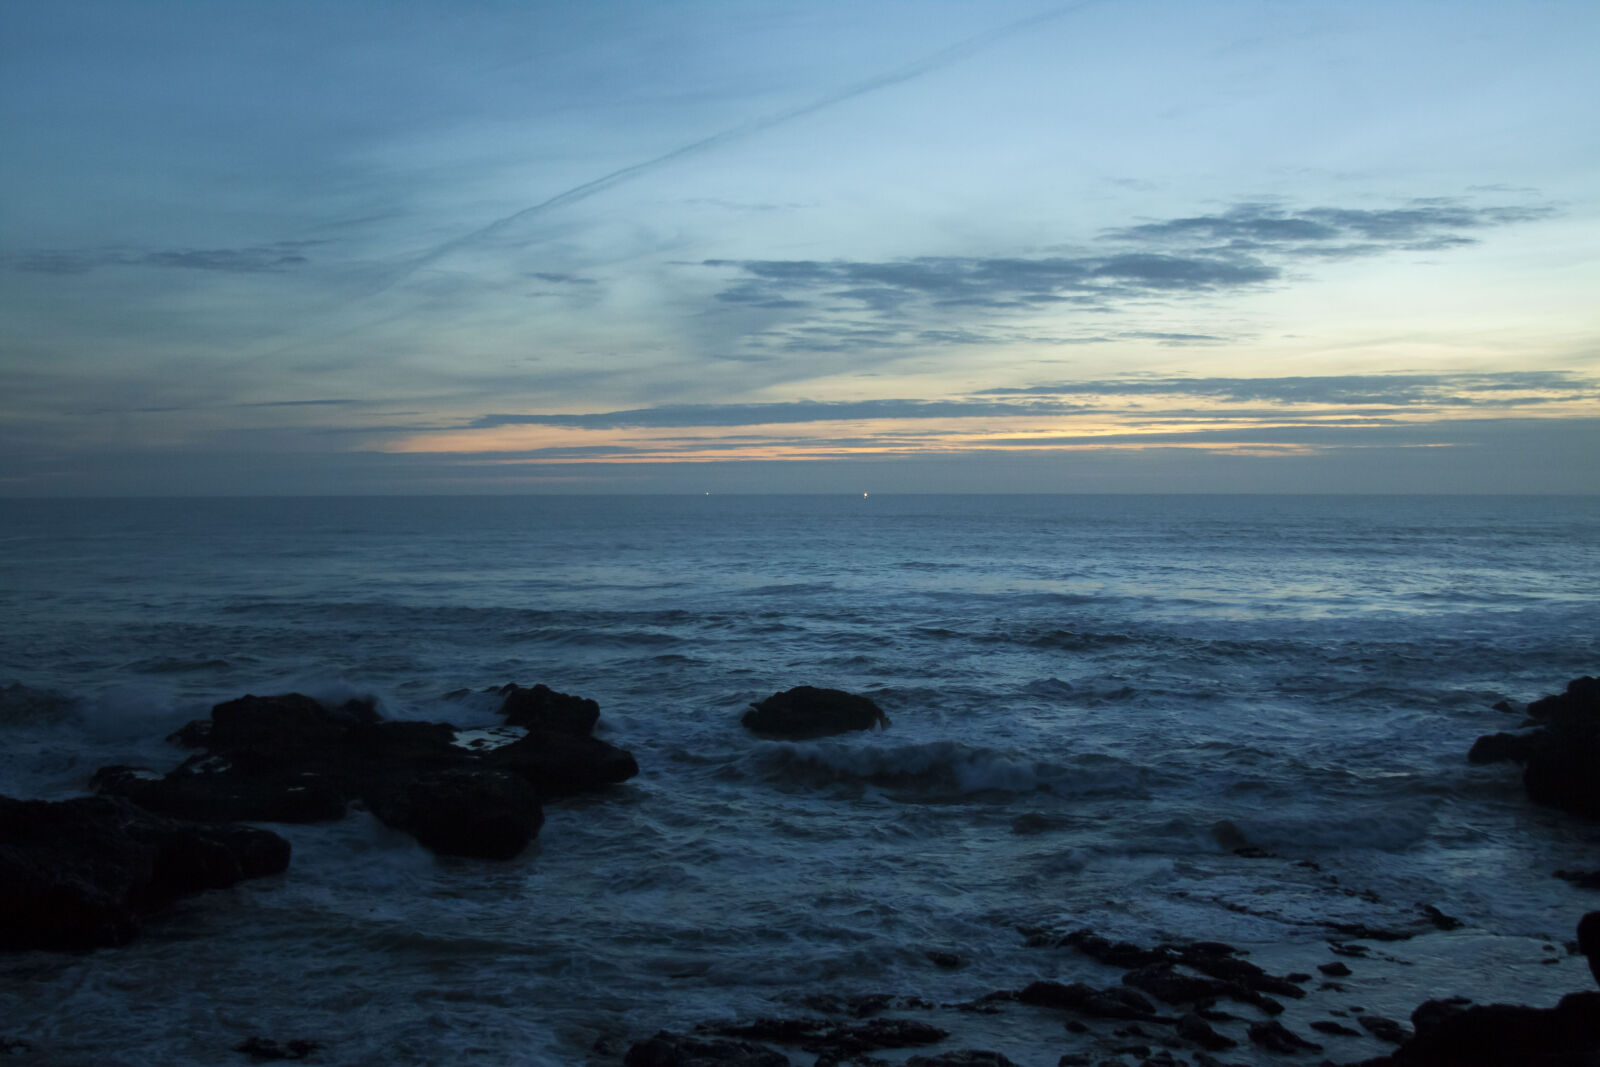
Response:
[[625, 1031, 788, 1066], [1320, 962, 1352, 977], [1471, 677, 1600, 820], [1176, 1011, 1236, 1051], [741, 686, 888, 740], [93, 688, 637, 860], [1580, 911, 1600, 988], [366, 768, 543, 860], [1018, 980, 1161, 1020], [494, 683, 599, 737], [904, 1053, 1017, 1067], [1246, 1019, 1321, 1054], [1356, 1015, 1410, 1044], [1311, 1019, 1363, 1036], [1395, 991, 1600, 1065], [0, 793, 289, 950]]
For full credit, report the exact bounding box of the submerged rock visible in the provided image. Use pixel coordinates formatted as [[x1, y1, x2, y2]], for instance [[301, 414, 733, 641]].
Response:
[[741, 686, 888, 740], [93, 686, 636, 860], [0, 793, 289, 950], [625, 1031, 789, 1066]]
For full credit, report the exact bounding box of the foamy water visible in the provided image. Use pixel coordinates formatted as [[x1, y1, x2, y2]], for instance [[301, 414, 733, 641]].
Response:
[[2, 494, 1597, 1064]]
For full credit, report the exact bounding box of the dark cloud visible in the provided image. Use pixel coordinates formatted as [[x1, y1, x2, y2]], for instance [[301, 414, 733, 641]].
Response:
[[12, 241, 321, 275], [468, 397, 1087, 430], [1107, 199, 1553, 259], [975, 371, 1593, 406]]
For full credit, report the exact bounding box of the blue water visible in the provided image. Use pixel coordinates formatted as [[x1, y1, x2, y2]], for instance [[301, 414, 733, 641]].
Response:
[[1, 494, 1597, 1065]]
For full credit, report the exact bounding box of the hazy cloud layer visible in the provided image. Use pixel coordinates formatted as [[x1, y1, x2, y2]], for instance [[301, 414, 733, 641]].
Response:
[[467, 372, 1593, 432], [12, 242, 322, 275]]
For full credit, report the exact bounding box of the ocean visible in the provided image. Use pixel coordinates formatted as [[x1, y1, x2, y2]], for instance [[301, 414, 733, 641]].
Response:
[[1, 493, 1597, 1065]]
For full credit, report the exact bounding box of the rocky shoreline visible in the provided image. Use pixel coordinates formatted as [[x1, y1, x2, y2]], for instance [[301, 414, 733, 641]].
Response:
[[2, 677, 1597, 1066]]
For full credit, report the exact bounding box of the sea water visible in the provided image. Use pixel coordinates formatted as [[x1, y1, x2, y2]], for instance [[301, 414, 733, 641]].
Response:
[[1, 494, 1597, 1065]]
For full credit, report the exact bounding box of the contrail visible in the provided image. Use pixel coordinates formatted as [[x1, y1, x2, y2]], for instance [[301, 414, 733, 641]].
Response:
[[388, 1, 1097, 286]]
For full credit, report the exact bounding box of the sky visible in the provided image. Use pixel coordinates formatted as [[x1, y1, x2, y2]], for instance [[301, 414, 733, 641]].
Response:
[[2, 0, 1597, 495]]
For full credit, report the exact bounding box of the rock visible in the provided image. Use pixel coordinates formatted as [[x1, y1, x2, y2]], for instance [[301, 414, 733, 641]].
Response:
[[741, 686, 888, 740], [1554, 869, 1600, 890], [1174, 942, 1305, 999], [1467, 732, 1536, 764], [624, 1031, 789, 1066], [904, 1053, 1017, 1067], [1246, 1019, 1321, 1054], [234, 1036, 322, 1061], [1355, 1015, 1409, 1045], [926, 949, 965, 968], [1060, 929, 1170, 970], [366, 768, 543, 860], [494, 683, 599, 737], [1579, 912, 1600, 989], [1311, 1020, 1363, 1037], [1018, 981, 1160, 1021], [1472, 677, 1600, 821], [0, 793, 289, 950], [93, 688, 637, 860], [1421, 905, 1461, 931], [1319, 962, 1352, 977], [1395, 991, 1600, 1066], [1176, 1012, 1236, 1051]]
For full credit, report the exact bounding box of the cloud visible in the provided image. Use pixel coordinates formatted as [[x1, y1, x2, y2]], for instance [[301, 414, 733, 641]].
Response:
[[975, 371, 1594, 406], [468, 397, 1088, 430], [1106, 199, 1555, 258], [11, 241, 321, 275]]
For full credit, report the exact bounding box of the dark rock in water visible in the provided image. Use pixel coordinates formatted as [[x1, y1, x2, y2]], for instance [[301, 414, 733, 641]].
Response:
[[1421, 905, 1462, 931], [1320, 962, 1353, 977], [1467, 732, 1537, 764], [1472, 676, 1600, 821], [1018, 980, 1161, 1021], [0, 793, 289, 951], [1579, 911, 1600, 989], [741, 686, 888, 740], [926, 949, 965, 968], [1060, 928, 1170, 970], [904, 1053, 1017, 1067], [1311, 1019, 1363, 1037], [94, 688, 637, 860], [1357, 1015, 1410, 1045], [486, 730, 640, 798], [494, 682, 599, 737], [804, 1018, 947, 1056], [1246, 1019, 1321, 1054], [1395, 991, 1600, 1066], [1176, 1011, 1237, 1050], [1555, 869, 1600, 890], [234, 1036, 322, 1061], [1175, 942, 1305, 999], [366, 768, 543, 860], [625, 1031, 789, 1066]]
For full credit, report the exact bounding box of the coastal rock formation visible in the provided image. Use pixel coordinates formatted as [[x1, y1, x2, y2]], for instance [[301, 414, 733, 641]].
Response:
[[624, 1031, 789, 1066], [741, 686, 888, 740], [0, 793, 290, 950], [1471, 676, 1600, 819], [94, 687, 637, 860], [1391, 991, 1600, 1065]]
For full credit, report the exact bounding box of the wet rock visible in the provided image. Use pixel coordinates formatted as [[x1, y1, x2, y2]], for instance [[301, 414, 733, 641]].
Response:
[[1472, 677, 1600, 821], [926, 949, 965, 969], [0, 793, 289, 951], [1173, 943, 1305, 999], [1579, 911, 1600, 988], [1018, 980, 1162, 1021], [1420, 906, 1461, 931], [1060, 929, 1170, 970], [365, 768, 543, 860], [1395, 991, 1600, 1066], [1554, 869, 1600, 890], [93, 687, 636, 860], [904, 1053, 1017, 1067], [493, 683, 599, 737], [1319, 962, 1352, 977], [741, 686, 888, 740], [1176, 1012, 1236, 1051], [1355, 1015, 1409, 1045], [625, 1031, 789, 1066], [233, 1036, 322, 1061], [1311, 1020, 1363, 1037], [1246, 1020, 1321, 1054], [806, 1019, 947, 1056]]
